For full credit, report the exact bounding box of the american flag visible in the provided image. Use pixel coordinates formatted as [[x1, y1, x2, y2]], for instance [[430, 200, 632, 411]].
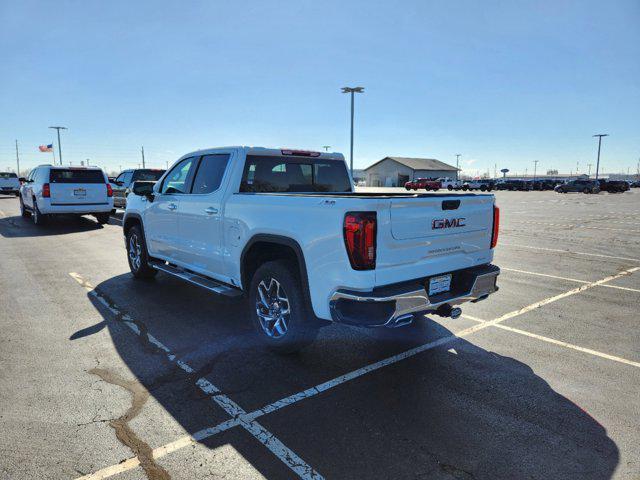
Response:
[[38, 144, 53, 152]]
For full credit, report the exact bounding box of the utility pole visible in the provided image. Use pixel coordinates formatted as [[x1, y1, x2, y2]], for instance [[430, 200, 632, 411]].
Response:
[[593, 134, 608, 180], [15, 140, 20, 176], [533, 160, 539, 183], [166, 160, 169, 169], [456, 154, 461, 180], [341, 86, 364, 178], [322, 146, 331, 152], [49, 126, 67, 165], [587, 163, 593, 176], [494, 163, 497, 179], [141, 146, 146, 168]]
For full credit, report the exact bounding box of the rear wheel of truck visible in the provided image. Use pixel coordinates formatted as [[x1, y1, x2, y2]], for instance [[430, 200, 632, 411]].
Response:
[[20, 197, 31, 218], [447, 185, 453, 191], [126, 225, 157, 279], [32, 199, 46, 225], [249, 260, 318, 354]]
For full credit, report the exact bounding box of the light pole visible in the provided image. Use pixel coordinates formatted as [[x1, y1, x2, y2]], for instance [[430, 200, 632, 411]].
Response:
[[15, 140, 20, 176], [49, 126, 67, 165], [533, 160, 539, 183], [587, 163, 593, 176], [341, 86, 364, 177], [593, 134, 608, 180], [455, 154, 461, 180], [322, 145, 331, 152]]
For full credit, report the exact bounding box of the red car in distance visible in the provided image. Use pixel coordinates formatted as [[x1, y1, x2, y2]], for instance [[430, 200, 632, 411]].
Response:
[[404, 178, 442, 191]]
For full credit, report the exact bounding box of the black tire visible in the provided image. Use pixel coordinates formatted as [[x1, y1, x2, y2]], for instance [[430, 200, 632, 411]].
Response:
[[249, 260, 318, 354], [19, 196, 31, 218], [405, 186, 411, 191], [447, 185, 453, 191], [32, 199, 46, 225], [462, 185, 469, 191], [480, 185, 487, 191], [95, 212, 110, 224], [583, 188, 590, 194], [126, 225, 158, 279], [14, 192, 19, 197]]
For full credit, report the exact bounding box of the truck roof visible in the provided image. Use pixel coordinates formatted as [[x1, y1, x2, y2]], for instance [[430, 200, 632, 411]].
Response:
[[178, 146, 345, 162]]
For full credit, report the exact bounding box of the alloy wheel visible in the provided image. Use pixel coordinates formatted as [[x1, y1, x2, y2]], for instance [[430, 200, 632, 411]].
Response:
[[255, 277, 291, 338], [128, 234, 142, 271]]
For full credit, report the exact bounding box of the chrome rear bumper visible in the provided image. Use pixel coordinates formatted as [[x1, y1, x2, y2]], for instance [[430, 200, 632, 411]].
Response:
[[329, 264, 500, 327]]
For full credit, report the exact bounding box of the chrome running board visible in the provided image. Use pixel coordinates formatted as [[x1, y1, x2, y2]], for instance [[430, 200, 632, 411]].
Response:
[[149, 260, 243, 297]]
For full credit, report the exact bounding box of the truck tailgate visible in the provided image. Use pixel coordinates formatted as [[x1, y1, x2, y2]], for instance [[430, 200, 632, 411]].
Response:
[[376, 194, 495, 286]]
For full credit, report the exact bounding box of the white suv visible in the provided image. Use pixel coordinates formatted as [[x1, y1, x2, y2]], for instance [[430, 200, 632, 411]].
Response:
[[0, 172, 21, 196], [19, 165, 114, 225]]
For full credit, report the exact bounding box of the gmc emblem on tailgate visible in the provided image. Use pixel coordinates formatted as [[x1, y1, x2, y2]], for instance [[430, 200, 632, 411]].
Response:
[[432, 218, 466, 229]]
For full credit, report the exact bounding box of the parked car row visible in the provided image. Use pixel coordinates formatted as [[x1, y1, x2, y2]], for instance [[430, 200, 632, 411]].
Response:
[[404, 178, 495, 192], [400, 176, 637, 194]]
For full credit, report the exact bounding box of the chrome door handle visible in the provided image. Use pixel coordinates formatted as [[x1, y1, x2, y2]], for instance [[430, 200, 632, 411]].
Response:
[[205, 207, 219, 215], [168, 203, 177, 211]]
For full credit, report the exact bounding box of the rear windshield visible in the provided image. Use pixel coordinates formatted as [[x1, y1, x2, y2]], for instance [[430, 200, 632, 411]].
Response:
[[133, 169, 165, 181], [0, 172, 17, 179], [49, 169, 105, 184], [240, 155, 351, 193]]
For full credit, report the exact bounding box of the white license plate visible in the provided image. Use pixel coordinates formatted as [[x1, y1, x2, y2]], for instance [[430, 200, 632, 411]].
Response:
[[428, 274, 452, 295], [73, 188, 86, 197]]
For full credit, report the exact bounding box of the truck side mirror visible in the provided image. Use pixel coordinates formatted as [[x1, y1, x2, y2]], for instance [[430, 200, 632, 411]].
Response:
[[132, 181, 155, 201]]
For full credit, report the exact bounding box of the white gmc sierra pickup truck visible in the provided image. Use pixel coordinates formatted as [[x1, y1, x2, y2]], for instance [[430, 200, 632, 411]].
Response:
[[123, 147, 500, 352]]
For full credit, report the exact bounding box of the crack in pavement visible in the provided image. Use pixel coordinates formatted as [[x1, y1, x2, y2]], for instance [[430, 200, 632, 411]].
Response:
[[88, 368, 171, 480]]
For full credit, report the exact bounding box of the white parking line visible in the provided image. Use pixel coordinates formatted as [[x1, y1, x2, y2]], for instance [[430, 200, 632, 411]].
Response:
[[462, 315, 640, 368], [77, 265, 639, 478], [500, 243, 640, 263], [501, 267, 590, 284], [501, 267, 640, 293], [510, 220, 640, 233], [489, 267, 639, 324], [69, 273, 323, 480]]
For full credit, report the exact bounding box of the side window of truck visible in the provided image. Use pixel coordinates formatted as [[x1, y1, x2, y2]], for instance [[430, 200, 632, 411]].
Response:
[[161, 157, 198, 194], [190, 154, 230, 194], [122, 171, 133, 186]]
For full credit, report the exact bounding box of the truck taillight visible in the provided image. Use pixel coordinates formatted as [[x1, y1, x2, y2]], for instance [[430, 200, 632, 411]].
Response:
[[42, 183, 50, 198], [343, 212, 376, 270], [491, 205, 500, 249], [106, 183, 113, 197]]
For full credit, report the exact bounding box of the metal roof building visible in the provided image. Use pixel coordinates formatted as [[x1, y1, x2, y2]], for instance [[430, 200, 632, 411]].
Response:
[[364, 156, 459, 187]]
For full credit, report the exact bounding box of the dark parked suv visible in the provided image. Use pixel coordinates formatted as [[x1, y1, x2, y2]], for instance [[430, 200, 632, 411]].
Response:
[[496, 180, 532, 191], [554, 179, 600, 194], [597, 179, 630, 193], [111, 168, 165, 208]]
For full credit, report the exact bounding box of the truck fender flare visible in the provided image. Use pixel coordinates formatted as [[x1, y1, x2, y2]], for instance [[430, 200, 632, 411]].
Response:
[[122, 213, 147, 248], [240, 234, 310, 298]]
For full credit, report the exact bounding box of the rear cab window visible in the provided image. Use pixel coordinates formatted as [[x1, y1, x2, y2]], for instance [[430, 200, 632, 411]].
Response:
[[240, 155, 351, 193], [132, 169, 165, 182], [49, 169, 105, 184]]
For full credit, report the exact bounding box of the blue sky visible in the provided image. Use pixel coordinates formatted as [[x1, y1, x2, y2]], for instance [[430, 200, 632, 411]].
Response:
[[1, 0, 639, 176]]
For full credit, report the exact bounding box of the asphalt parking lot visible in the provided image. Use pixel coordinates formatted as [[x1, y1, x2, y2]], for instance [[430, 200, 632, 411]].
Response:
[[0, 189, 638, 480]]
